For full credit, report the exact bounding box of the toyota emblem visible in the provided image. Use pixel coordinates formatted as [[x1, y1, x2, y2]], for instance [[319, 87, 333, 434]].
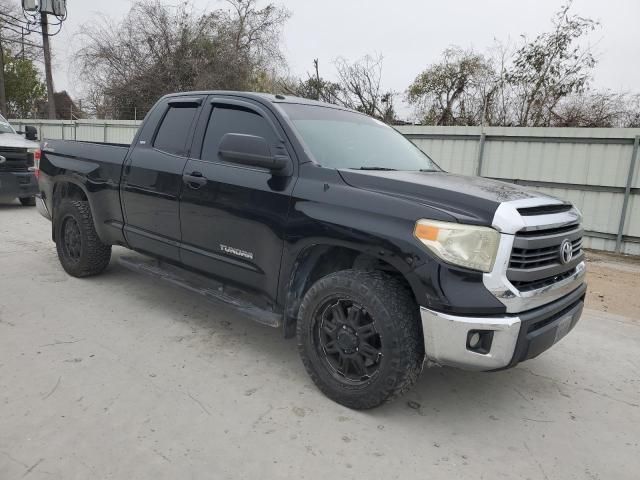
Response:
[[559, 239, 573, 264]]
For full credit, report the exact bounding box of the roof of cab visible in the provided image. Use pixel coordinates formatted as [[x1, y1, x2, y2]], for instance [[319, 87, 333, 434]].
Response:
[[161, 90, 355, 112]]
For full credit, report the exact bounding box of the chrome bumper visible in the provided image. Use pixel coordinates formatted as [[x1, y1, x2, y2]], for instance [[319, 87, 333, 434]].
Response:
[[421, 308, 521, 370], [420, 283, 586, 371], [35, 195, 51, 220]]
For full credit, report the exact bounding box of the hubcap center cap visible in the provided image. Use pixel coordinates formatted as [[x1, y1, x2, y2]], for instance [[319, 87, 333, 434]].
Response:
[[337, 329, 358, 352]]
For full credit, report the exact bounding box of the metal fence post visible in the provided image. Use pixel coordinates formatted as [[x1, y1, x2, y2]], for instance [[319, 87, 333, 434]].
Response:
[[616, 135, 640, 254], [476, 133, 486, 177], [103, 123, 108, 143]]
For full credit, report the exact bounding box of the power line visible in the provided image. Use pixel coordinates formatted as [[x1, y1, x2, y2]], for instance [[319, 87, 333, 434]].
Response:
[[0, 36, 42, 49]]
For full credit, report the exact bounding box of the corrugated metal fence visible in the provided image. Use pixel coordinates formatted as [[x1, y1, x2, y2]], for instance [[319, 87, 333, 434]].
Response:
[[396, 126, 640, 256], [11, 119, 141, 145], [10, 119, 640, 255]]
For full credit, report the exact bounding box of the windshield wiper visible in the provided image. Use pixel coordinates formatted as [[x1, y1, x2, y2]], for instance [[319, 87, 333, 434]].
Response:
[[419, 169, 438, 172], [351, 166, 397, 171]]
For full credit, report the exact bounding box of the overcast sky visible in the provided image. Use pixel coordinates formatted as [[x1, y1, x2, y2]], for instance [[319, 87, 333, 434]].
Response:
[[48, 0, 639, 116]]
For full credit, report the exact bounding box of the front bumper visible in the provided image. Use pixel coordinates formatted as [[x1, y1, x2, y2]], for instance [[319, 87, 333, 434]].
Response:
[[421, 283, 586, 370], [0, 171, 38, 200]]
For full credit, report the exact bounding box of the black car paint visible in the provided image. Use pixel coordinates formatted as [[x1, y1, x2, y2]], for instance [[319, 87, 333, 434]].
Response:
[[38, 91, 516, 334]]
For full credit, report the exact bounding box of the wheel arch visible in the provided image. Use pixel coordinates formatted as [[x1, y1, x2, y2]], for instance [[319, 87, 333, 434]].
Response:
[[51, 179, 89, 241], [282, 243, 423, 338]]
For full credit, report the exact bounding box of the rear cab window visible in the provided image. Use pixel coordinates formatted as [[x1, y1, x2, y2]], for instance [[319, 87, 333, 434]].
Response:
[[153, 105, 199, 156]]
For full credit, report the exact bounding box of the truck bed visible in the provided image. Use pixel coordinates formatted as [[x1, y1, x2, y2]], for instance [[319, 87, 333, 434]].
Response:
[[38, 139, 133, 245], [42, 139, 131, 165]]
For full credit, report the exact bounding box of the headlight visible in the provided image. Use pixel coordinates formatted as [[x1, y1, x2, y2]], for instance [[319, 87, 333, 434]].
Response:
[[414, 219, 500, 272]]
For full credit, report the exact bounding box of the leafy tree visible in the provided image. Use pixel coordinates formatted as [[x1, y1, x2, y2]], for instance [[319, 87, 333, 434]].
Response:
[[406, 1, 612, 127], [406, 47, 494, 125], [3, 51, 46, 118], [506, 1, 598, 126]]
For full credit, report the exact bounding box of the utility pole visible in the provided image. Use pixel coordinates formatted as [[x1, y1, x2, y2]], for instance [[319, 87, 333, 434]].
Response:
[[0, 29, 6, 116], [40, 12, 56, 119]]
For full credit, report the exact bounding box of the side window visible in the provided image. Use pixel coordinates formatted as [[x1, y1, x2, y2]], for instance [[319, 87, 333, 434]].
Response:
[[153, 105, 198, 156], [201, 106, 275, 162]]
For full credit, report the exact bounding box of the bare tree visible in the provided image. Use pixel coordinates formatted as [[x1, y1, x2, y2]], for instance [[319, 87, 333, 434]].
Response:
[[552, 92, 640, 128], [281, 59, 343, 104], [334, 54, 396, 123], [75, 0, 290, 119], [282, 55, 397, 123]]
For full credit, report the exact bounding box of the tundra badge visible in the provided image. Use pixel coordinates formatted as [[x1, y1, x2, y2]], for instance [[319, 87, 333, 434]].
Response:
[[220, 244, 254, 260]]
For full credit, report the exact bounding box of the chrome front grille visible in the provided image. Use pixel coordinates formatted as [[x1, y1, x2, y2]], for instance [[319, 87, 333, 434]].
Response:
[[484, 198, 587, 313], [507, 223, 584, 291]]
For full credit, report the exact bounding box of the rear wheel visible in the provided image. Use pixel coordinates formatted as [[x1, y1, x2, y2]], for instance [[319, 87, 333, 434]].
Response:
[[19, 196, 36, 206], [297, 269, 424, 409], [54, 200, 112, 277]]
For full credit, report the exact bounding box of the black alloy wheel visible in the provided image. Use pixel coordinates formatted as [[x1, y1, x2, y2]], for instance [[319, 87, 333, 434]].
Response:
[[297, 269, 424, 409], [61, 215, 82, 263], [54, 199, 112, 277], [316, 298, 383, 384]]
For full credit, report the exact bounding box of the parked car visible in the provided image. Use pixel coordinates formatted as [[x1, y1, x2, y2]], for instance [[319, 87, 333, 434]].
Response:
[[0, 115, 40, 206], [35, 92, 586, 409]]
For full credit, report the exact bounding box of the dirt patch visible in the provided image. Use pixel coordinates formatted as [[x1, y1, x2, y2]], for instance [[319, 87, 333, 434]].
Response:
[[585, 250, 640, 319]]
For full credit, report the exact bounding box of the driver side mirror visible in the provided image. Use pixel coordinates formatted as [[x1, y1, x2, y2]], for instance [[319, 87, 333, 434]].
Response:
[[24, 126, 38, 141], [218, 133, 291, 175]]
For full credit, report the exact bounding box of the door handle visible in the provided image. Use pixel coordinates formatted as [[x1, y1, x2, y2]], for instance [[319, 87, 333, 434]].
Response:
[[183, 171, 207, 188]]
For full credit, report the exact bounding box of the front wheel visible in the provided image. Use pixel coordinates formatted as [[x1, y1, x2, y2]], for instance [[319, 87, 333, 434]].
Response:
[[54, 200, 112, 277], [19, 196, 36, 206], [297, 270, 424, 409]]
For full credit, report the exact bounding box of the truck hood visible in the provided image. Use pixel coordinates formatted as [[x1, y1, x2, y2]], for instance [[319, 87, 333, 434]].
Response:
[[0, 133, 40, 149], [338, 170, 555, 225]]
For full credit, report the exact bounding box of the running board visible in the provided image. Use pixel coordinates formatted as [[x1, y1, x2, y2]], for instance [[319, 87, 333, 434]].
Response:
[[119, 255, 282, 328]]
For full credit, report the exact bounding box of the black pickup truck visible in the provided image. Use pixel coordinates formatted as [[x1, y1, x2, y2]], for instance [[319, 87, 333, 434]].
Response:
[[36, 91, 586, 409]]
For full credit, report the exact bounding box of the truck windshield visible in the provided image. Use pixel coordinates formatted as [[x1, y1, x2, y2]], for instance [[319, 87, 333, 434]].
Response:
[[0, 115, 16, 134], [279, 103, 440, 172]]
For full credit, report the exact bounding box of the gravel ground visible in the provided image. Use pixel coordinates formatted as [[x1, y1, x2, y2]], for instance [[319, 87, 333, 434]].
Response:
[[585, 250, 640, 319], [1, 201, 639, 480]]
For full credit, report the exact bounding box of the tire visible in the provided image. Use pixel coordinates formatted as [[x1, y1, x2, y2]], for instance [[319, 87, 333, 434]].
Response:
[[54, 200, 112, 277], [297, 269, 424, 409], [19, 196, 36, 206]]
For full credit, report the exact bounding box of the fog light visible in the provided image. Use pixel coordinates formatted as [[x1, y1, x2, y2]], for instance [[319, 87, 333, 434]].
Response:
[[466, 330, 494, 354]]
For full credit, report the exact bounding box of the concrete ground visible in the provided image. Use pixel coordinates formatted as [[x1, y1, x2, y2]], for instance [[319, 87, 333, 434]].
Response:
[[1, 201, 639, 480]]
